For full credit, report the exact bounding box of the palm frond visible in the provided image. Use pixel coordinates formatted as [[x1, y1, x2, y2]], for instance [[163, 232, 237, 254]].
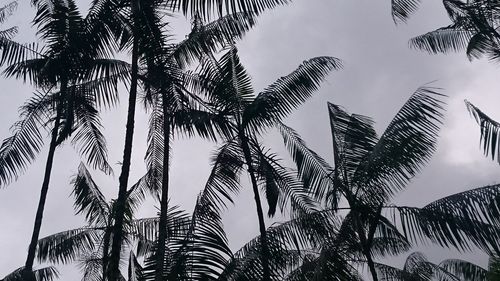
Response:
[[219, 233, 302, 280], [440, 259, 488, 281], [0, 91, 53, 187], [374, 252, 456, 281], [3, 58, 51, 87], [173, 107, 234, 141], [327, 102, 378, 191], [36, 227, 102, 265], [409, 25, 474, 54], [70, 163, 110, 225], [166, 0, 289, 20], [391, 0, 422, 23], [465, 100, 500, 164], [144, 97, 164, 196], [71, 97, 113, 175], [371, 216, 411, 257], [0, 38, 42, 67], [395, 184, 500, 254], [77, 252, 104, 281], [355, 86, 446, 204], [2, 266, 59, 281], [202, 139, 245, 210], [251, 142, 320, 217], [277, 122, 334, 203], [205, 46, 254, 110], [243, 56, 342, 133], [0, 26, 18, 40], [131, 206, 191, 245], [0, 1, 17, 25], [173, 12, 257, 68]]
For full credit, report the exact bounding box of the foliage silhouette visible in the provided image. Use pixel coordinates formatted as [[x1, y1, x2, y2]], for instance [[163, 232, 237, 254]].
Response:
[[35, 163, 191, 281], [0, 1, 123, 279], [194, 46, 341, 280]]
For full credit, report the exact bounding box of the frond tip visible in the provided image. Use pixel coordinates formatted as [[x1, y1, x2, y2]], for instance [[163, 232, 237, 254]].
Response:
[[465, 100, 500, 164], [391, 0, 422, 23]]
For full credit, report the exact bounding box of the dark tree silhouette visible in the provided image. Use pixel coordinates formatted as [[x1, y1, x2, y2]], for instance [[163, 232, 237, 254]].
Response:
[[0, 1, 124, 279], [35, 163, 191, 281], [195, 47, 340, 280]]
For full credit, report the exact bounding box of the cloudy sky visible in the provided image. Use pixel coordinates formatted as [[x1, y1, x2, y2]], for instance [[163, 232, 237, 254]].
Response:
[[1, 0, 500, 278]]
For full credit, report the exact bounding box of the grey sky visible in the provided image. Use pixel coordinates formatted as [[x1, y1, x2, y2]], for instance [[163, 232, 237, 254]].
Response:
[[0, 0, 499, 278]]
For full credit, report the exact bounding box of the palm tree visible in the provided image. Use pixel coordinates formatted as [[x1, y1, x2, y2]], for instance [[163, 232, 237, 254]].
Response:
[[35, 163, 191, 281], [102, 1, 296, 279], [0, 0, 126, 278], [196, 47, 340, 280], [277, 87, 446, 280], [407, 1, 500, 165], [382, 1, 500, 170], [139, 12, 259, 281], [277, 88, 500, 280]]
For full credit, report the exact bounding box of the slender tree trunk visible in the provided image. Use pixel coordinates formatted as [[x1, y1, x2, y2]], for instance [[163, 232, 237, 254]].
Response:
[[239, 132, 271, 281], [364, 206, 383, 281], [102, 228, 111, 281], [23, 81, 66, 279], [351, 201, 380, 281], [154, 92, 170, 281], [364, 249, 378, 281], [107, 2, 139, 278]]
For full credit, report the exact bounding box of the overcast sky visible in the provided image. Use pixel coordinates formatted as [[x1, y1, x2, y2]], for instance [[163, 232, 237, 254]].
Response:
[[1, 0, 500, 278]]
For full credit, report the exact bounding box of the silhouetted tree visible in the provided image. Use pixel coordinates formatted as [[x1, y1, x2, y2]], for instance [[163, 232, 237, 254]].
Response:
[[0, 1, 125, 279], [197, 47, 340, 280], [35, 163, 191, 281]]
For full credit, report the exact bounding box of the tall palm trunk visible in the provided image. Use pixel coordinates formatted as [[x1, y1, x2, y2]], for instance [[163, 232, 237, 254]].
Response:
[[364, 249, 378, 281], [107, 1, 139, 278], [239, 132, 271, 281], [23, 80, 66, 279], [351, 202, 379, 281], [102, 227, 111, 280], [364, 206, 383, 281], [154, 91, 170, 281]]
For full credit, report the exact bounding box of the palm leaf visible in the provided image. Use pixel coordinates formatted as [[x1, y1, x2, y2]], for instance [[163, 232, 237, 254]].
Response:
[[395, 184, 500, 254], [1, 266, 59, 281], [277, 122, 334, 203], [355, 86, 446, 204], [144, 97, 164, 196], [203, 47, 254, 111], [327, 102, 378, 190], [172, 12, 258, 68], [0, 38, 42, 67], [165, 0, 289, 20], [70, 163, 110, 225], [391, 0, 422, 23], [440, 259, 488, 281], [465, 100, 500, 164], [71, 97, 113, 175], [0, 1, 17, 25], [251, 142, 319, 217], [243, 56, 342, 133], [410, 25, 474, 54], [202, 139, 245, 210], [0, 91, 53, 187], [36, 227, 102, 265]]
